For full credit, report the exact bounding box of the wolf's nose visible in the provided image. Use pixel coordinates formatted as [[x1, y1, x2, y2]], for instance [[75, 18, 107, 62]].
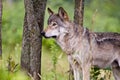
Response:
[[41, 31, 45, 36]]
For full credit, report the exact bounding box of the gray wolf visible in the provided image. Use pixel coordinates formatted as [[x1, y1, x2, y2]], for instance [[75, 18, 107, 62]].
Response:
[[41, 7, 120, 80]]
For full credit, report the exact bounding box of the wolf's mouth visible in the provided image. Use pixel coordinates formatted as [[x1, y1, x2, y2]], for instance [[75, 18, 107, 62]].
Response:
[[44, 36, 57, 39], [51, 36, 57, 38], [41, 31, 57, 39]]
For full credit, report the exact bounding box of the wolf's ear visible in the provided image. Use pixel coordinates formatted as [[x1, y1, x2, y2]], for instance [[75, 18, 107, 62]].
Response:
[[48, 8, 54, 15], [58, 7, 69, 21]]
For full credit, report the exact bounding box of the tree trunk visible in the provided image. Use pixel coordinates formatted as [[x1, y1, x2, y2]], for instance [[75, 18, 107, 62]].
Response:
[[21, 12, 30, 72], [21, 0, 47, 80], [0, 0, 2, 58], [74, 0, 84, 27]]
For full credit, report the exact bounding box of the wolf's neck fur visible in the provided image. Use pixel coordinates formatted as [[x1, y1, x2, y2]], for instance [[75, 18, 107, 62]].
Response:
[[56, 22, 88, 54]]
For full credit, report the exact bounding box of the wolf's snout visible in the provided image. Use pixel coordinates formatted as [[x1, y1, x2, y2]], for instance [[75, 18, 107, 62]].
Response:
[[41, 31, 50, 38], [41, 31, 45, 36]]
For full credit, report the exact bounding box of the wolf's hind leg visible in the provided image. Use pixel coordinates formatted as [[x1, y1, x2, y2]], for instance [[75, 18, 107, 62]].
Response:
[[111, 61, 120, 80]]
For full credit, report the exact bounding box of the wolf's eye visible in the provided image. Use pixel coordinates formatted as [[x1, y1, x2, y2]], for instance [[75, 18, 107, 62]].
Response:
[[52, 22, 57, 26]]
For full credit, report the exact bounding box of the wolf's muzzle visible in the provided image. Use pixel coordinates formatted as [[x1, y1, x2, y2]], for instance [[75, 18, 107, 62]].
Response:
[[41, 31, 49, 38], [41, 31, 47, 38], [41, 31, 57, 38]]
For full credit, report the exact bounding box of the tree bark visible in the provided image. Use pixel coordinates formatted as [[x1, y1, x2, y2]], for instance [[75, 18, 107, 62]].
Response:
[[21, 12, 30, 72], [74, 0, 84, 27], [21, 0, 47, 80], [0, 0, 2, 58]]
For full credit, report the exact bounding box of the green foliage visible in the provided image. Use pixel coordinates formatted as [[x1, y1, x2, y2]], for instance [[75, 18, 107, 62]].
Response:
[[90, 67, 112, 80], [50, 43, 58, 80], [91, 67, 101, 80], [0, 41, 30, 80], [2, 1, 24, 47], [7, 56, 18, 72], [84, 0, 120, 32], [0, 67, 30, 80]]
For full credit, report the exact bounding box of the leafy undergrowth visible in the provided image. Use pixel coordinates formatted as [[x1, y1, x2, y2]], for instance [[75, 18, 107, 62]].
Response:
[[0, 44, 30, 80]]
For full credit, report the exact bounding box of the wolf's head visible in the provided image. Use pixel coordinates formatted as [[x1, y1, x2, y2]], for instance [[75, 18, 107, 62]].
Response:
[[41, 7, 71, 38]]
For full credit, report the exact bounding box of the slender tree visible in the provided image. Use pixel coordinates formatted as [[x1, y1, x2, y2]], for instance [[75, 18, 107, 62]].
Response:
[[0, 0, 2, 58], [74, 0, 84, 26], [21, 0, 47, 80]]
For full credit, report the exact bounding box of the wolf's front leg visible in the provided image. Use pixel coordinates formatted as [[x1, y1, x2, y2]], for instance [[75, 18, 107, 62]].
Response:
[[69, 62, 82, 80], [68, 55, 82, 80], [73, 68, 82, 80], [82, 64, 90, 80]]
